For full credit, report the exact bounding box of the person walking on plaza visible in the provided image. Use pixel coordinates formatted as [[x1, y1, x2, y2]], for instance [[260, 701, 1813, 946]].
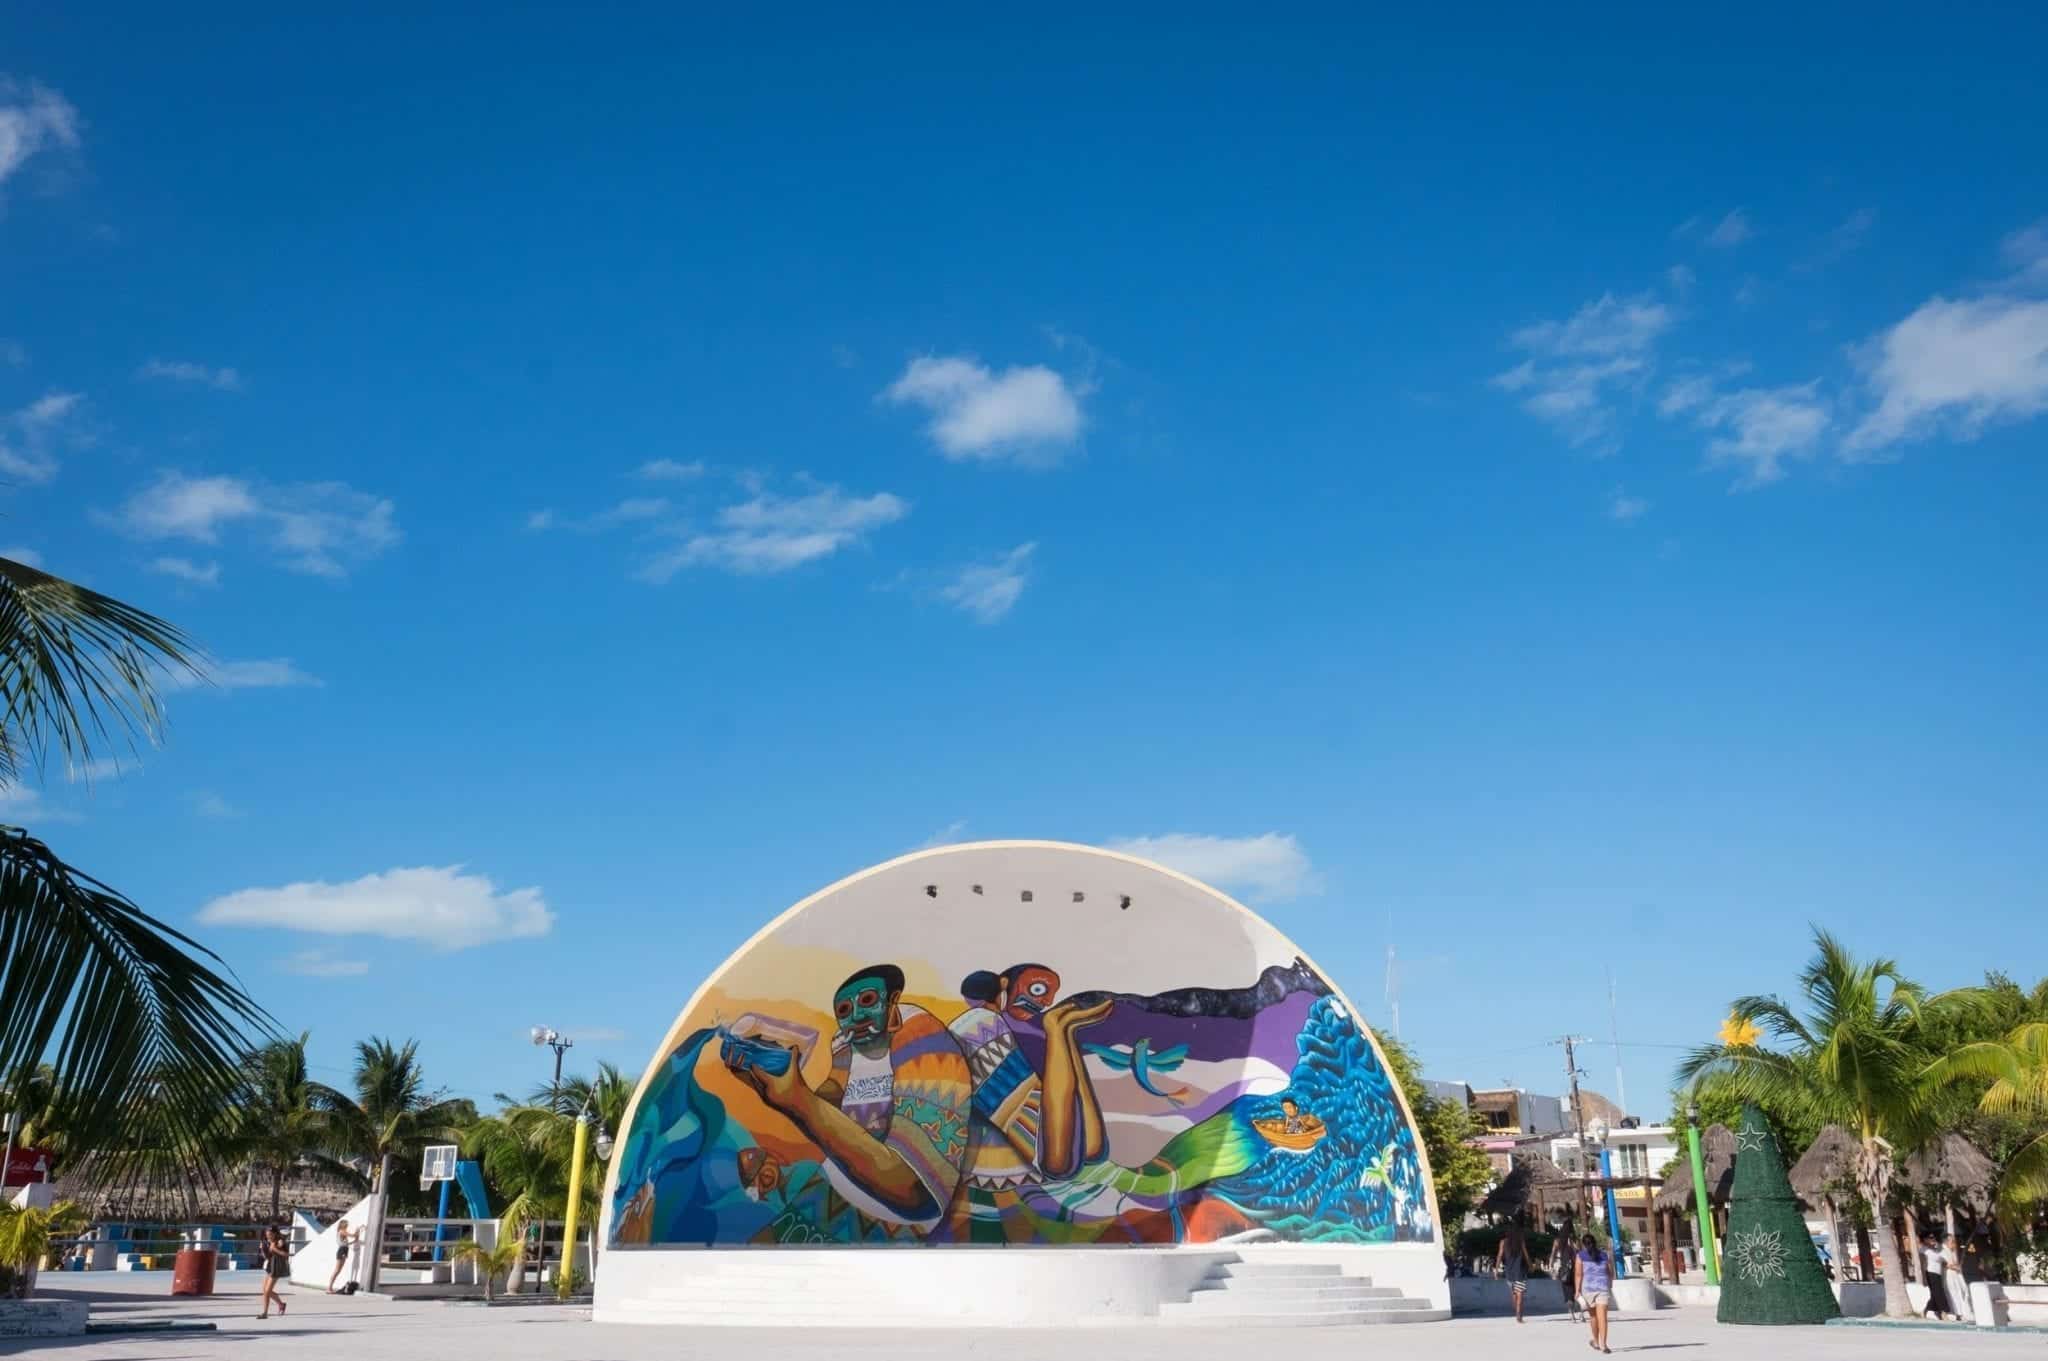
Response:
[[1921, 1229, 1956, 1321], [1497, 1213, 1534, 1322], [1945, 1233, 1974, 1325], [258, 1225, 291, 1318], [326, 1220, 353, 1294], [1553, 1232, 1583, 1323], [1575, 1233, 1614, 1353]]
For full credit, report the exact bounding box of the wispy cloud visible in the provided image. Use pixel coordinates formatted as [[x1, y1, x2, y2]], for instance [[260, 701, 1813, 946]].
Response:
[[66, 757, 136, 784], [1493, 293, 1672, 448], [0, 781, 79, 823], [159, 657, 322, 692], [1796, 208, 1877, 272], [0, 81, 81, 190], [0, 545, 41, 567], [637, 483, 909, 582], [1666, 264, 1696, 295], [277, 949, 369, 978], [191, 791, 240, 819], [915, 819, 969, 850], [524, 509, 555, 531], [147, 556, 221, 587], [138, 359, 242, 391], [2003, 219, 2048, 284], [1845, 294, 2048, 457], [1706, 209, 1754, 248], [1608, 488, 1650, 522], [940, 543, 1035, 623], [1103, 832, 1319, 903], [882, 355, 1085, 464], [1667, 380, 1831, 487], [107, 471, 399, 578], [0, 391, 85, 485], [200, 865, 554, 952], [635, 459, 705, 481]]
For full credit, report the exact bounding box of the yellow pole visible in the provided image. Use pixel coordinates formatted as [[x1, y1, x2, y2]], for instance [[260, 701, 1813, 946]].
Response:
[[561, 1115, 590, 1293]]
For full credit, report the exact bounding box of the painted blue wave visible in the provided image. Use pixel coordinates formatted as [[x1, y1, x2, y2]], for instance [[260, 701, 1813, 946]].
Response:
[[1206, 997, 1434, 1244]]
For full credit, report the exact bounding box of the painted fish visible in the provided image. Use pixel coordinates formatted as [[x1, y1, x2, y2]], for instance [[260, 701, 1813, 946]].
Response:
[[1084, 1038, 1191, 1105]]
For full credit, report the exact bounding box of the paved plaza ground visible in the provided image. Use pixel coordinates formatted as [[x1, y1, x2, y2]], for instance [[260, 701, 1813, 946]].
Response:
[[10, 1275, 2038, 1360]]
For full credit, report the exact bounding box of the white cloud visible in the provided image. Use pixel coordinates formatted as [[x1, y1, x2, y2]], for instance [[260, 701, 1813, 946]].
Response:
[[2002, 219, 2048, 284], [0, 82, 80, 189], [941, 543, 1035, 623], [0, 781, 79, 823], [191, 791, 240, 819], [524, 509, 555, 531], [1608, 488, 1650, 522], [583, 497, 671, 529], [1666, 264, 1696, 295], [148, 556, 221, 587], [159, 657, 322, 692], [1695, 383, 1831, 487], [882, 355, 1084, 463], [108, 472, 399, 578], [1102, 832, 1319, 903], [139, 359, 242, 391], [66, 757, 136, 783], [0, 390, 84, 485], [638, 484, 909, 581], [1799, 208, 1876, 271], [0, 545, 41, 567], [278, 949, 369, 978], [635, 459, 705, 481], [1706, 209, 1754, 248], [1843, 294, 2048, 456], [1495, 294, 1672, 449], [915, 819, 969, 850], [198, 864, 554, 951]]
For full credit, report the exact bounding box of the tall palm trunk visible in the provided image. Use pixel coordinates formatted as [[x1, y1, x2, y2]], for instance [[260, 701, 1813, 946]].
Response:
[[1858, 1140, 1911, 1318], [271, 1163, 285, 1220]]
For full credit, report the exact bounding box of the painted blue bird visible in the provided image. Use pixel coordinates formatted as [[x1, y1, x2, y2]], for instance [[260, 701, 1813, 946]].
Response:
[[1084, 1038, 1192, 1106]]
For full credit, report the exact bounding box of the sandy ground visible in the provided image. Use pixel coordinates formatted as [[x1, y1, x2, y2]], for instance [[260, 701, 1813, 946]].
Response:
[[10, 1274, 2034, 1360]]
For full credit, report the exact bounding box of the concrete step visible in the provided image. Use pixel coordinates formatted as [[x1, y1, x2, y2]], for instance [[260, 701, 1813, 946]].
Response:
[[1213, 1260, 1347, 1279], [1191, 1281, 1405, 1300], [1177, 1293, 1433, 1315], [1159, 1302, 1450, 1327]]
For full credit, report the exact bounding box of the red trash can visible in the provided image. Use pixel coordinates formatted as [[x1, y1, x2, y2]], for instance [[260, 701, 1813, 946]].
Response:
[[171, 1247, 217, 1296]]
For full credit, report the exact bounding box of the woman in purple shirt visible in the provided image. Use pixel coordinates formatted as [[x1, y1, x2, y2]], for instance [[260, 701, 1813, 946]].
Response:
[[1574, 1233, 1614, 1353]]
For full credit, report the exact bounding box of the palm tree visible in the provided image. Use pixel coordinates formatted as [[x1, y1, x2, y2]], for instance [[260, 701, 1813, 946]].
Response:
[[0, 556, 268, 1174], [325, 1038, 467, 1201], [1923, 996, 2048, 1231], [0, 1199, 89, 1298], [1678, 928, 1982, 1318], [447, 1233, 523, 1301], [462, 1111, 571, 1295], [230, 1034, 358, 1218]]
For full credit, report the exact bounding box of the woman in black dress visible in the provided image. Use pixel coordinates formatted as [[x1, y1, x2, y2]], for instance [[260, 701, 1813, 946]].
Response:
[[258, 1225, 291, 1318]]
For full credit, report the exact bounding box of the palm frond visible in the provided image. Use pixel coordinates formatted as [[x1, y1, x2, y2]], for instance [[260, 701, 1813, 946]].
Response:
[[0, 828, 270, 1171], [0, 556, 201, 784]]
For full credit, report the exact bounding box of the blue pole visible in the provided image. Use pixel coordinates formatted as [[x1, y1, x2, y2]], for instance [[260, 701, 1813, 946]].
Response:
[[1600, 1148, 1626, 1278], [433, 1178, 452, 1262]]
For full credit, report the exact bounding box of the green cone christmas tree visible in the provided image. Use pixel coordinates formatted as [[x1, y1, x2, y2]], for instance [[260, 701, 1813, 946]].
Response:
[[1716, 1103, 1841, 1325]]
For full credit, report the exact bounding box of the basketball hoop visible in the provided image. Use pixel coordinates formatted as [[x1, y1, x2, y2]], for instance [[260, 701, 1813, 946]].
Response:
[[420, 1143, 457, 1194]]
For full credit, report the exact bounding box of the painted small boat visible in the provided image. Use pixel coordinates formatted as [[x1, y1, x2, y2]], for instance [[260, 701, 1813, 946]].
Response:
[[1252, 1115, 1327, 1152]]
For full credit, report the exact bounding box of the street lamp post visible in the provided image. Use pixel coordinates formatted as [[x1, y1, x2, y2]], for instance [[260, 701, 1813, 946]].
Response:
[[1685, 1103, 1721, 1285], [531, 1026, 574, 1105]]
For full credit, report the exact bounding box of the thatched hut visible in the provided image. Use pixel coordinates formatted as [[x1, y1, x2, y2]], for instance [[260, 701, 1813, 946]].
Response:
[[1653, 1124, 1734, 1274], [1478, 1154, 1582, 1221], [1901, 1131, 1998, 1220], [1789, 1125, 1862, 1278], [54, 1159, 365, 1226]]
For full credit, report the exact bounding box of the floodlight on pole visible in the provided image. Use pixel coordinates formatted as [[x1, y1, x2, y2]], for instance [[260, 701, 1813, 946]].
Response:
[[531, 1026, 574, 1099]]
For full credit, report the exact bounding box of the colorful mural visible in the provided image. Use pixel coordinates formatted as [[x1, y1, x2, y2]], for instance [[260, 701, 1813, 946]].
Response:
[[603, 843, 1436, 1249]]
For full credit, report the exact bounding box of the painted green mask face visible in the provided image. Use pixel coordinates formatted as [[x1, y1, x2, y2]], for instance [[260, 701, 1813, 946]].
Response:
[[833, 974, 891, 1042]]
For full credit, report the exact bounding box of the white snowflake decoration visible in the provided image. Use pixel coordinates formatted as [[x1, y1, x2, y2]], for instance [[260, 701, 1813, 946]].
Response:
[[1727, 1224, 1790, 1286]]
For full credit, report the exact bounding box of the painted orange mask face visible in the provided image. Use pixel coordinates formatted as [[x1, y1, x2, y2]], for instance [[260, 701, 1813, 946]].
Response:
[[1003, 966, 1060, 1021]]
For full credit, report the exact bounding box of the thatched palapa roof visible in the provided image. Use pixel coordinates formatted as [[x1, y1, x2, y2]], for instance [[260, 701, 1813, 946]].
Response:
[[1479, 1155, 1583, 1219], [1788, 1125, 1860, 1206], [54, 1160, 365, 1224], [1654, 1124, 1734, 1213], [1899, 1132, 1998, 1213]]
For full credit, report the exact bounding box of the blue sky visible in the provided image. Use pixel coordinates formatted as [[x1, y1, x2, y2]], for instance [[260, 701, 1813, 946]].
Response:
[[5, 8, 2046, 1116]]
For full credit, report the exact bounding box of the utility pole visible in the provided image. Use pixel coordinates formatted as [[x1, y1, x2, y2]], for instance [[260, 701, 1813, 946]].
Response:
[[1384, 944, 1401, 1040], [1555, 1035, 1593, 1229]]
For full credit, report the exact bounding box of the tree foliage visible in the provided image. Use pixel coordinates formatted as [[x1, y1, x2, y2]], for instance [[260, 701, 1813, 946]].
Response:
[[1378, 1034, 1493, 1226]]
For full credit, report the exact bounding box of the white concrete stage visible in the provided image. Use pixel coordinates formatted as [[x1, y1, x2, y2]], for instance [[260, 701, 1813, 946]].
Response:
[[596, 1241, 1449, 1327]]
